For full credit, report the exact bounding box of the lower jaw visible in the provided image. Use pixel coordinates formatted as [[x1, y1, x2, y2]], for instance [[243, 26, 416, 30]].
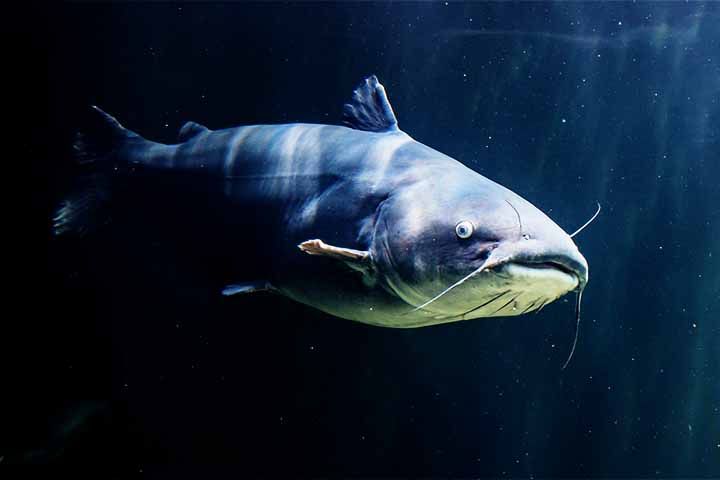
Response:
[[452, 264, 577, 319]]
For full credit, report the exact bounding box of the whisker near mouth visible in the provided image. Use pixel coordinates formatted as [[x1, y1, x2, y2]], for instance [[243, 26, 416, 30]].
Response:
[[570, 202, 601, 238], [410, 253, 510, 314], [561, 289, 584, 371], [461, 290, 511, 319]]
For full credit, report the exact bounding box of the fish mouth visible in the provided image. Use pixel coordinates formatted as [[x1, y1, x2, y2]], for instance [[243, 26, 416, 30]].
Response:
[[514, 261, 578, 278], [502, 261, 581, 291]]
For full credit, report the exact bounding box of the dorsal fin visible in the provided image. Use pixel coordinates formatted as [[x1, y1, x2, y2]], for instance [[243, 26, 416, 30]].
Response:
[[177, 121, 210, 142], [342, 75, 399, 133]]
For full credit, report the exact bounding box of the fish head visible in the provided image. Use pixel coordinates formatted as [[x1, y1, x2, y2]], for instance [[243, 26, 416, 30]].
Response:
[[371, 169, 588, 320]]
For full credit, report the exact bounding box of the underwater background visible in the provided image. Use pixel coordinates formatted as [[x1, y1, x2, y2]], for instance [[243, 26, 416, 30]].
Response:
[[8, 1, 719, 477]]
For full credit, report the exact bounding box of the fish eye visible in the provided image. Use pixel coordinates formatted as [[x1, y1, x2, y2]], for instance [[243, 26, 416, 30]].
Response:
[[455, 221, 474, 239]]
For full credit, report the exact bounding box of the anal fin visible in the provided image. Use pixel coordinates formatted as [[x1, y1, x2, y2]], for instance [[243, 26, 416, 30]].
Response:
[[221, 281, 275, 296]]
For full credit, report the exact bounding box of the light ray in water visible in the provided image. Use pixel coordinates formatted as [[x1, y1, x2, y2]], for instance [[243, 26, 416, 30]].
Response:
[[440, 21, 704, 49]]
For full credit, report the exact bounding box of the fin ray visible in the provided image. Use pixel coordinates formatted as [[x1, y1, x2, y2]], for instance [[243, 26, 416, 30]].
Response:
[[53, 106, 138, 237], [342, 75, 399, 133]]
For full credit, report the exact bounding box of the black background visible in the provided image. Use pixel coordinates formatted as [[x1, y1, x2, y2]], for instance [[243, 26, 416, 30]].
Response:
[[6, 2, 719, 478]]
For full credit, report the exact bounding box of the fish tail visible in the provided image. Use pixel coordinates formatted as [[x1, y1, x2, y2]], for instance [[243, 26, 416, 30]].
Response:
[[52, 106, 139, 236]]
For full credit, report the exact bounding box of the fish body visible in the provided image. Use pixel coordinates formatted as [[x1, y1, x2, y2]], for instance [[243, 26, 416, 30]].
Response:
[[55, 76, 589, 328]]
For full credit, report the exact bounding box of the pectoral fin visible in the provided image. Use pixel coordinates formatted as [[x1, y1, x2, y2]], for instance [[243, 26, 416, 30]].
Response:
[[299, 239, 374, 286], [298, 239, 368, 262]]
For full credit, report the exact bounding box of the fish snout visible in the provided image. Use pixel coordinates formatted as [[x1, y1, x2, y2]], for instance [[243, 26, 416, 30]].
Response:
[[537, 250, 588, 289], [502, 237, 589, 289]]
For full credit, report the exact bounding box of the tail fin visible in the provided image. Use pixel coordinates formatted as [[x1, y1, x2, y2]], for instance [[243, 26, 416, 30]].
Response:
[[53, 106, 137, 236]]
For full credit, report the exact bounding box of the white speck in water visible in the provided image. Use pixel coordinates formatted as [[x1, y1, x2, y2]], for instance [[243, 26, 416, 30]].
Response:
[[561, 118, 567, 123]]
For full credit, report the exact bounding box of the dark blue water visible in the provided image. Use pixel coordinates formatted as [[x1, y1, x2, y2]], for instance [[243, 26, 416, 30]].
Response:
[[9, 2, 719, 477]]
